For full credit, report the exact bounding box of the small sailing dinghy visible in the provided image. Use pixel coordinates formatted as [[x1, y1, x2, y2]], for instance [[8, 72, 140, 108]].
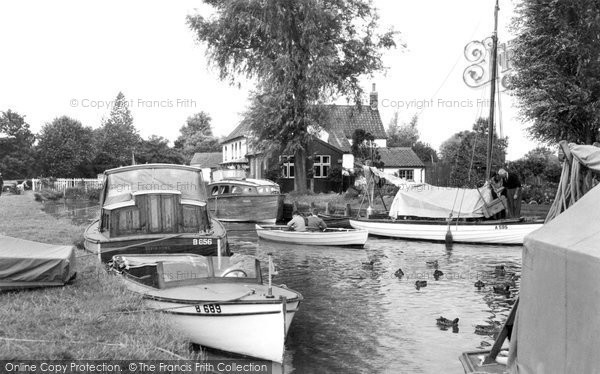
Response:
[[109, 253, 302, 363], [255, 224, 368, 247]]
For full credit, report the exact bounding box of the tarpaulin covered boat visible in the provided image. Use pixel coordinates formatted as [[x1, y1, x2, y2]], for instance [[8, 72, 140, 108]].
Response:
[[0, 235, 76, 291]]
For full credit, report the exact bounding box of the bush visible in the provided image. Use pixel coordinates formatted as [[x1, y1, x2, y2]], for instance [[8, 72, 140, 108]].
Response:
[[521, 183, 557, 204]]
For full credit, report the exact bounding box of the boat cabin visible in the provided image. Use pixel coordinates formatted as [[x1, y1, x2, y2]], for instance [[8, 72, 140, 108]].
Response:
[[111, 254, 262, 289], [209, 179, 281, 197], [98, 164, 212, 238]]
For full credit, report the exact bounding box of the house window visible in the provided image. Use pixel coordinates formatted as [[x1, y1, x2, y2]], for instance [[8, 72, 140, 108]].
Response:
[[224, 146, 228, 161], [397, 169, 414, 180], [281, 155, 294, 179], [313, 155, 330, 178]]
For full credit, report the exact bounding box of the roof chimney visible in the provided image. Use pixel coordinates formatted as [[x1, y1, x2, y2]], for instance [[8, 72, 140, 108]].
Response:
[[369, 83, 378, 111]]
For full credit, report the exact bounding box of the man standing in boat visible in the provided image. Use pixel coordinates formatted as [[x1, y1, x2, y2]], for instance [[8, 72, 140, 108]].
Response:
[[287, 211, 306, 231], [498, 168, 522, 218]]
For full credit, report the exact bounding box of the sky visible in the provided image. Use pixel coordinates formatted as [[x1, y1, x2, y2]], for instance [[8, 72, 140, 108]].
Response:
[[0, 0, 541, 160]]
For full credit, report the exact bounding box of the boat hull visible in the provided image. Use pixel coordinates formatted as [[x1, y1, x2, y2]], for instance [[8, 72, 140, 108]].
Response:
[[256, 225, 368, 247], [146, 298, 299, 362], [83, 218, 229, 262], [209, 194, 284, 223], [349, 218, 543, 245]]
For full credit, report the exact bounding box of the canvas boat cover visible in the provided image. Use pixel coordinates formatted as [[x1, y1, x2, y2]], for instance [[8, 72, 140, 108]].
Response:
[[101, 164, 207, 207], [508, 184, 600, 373], [0, 235, 76, 291]]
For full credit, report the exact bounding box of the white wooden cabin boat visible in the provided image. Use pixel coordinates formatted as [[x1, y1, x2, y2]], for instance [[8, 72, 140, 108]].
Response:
[[256, 224, 368, 247], [110, 253, 302, 363]]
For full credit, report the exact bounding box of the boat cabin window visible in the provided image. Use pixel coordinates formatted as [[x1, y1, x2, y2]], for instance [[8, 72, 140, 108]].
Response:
[[231, 186, 243, 194], [211, 186, 219, 195], [256, 186, 280, 194], [219, 185, 230, 194]]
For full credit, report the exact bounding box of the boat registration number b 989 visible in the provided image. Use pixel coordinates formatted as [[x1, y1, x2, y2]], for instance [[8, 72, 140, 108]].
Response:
[[192, 238, 213, 245], [195, 304, 221, 313]]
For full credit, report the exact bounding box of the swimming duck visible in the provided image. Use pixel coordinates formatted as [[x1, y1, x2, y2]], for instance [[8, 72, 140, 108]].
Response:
[[426, 260, 439, 268], [436, 316, 459, 327], [475, 324, 500, 335], [474, 280, 485, 289], [361, 260, 374, 269], [494, 265, 506, 276], [433, 269, 444, 280], [394, 268, 404, 278], [415, 280, 428, 289], [493, 284, 511, 295]]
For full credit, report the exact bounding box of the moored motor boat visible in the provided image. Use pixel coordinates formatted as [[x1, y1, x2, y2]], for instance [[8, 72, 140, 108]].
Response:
[[109, 253, 302, 363], [83, 164, 229, 262], [255, 224, 368, 247], [208, 178, 284, 223]]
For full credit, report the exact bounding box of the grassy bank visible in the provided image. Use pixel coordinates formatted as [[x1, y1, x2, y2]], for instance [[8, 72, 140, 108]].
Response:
[[284, 190, 394, 215], [0, 192, 194, 359]]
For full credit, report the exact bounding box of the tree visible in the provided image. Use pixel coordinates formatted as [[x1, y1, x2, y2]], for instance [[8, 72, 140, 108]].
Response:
[[439, 118, 507, 187], [92, 92, 140, 172], [0, 110, 36, 178], [174, 112, 221, 162], [387, 113, 419, 147], [510, 0, 600, 144], [351, 129, 383, 168], [188, 0, 396, 192], [136, 136, 184, 165], [507, 147, 561, 184], [387, 113, 438, 163], [36, 116, 95, 177]]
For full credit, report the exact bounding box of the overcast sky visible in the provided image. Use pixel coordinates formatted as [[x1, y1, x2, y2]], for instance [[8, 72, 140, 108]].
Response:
[[0, 0, 540, 160]]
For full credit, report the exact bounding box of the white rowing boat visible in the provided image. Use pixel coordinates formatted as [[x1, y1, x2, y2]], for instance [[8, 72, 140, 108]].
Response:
[[110, 253, 302, 363], [255, 224, 368, 247]]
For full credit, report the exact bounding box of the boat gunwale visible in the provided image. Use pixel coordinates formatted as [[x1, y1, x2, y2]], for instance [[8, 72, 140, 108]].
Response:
[[349, 218, 544, 226]]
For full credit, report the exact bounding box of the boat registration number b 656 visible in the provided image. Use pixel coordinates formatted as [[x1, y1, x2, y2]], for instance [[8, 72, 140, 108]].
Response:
[[195, 304, 221, 313], [192, 238, 213, 245]]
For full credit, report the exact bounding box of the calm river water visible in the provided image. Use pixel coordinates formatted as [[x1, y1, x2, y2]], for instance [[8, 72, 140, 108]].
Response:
[[47, 202, 519, 374]]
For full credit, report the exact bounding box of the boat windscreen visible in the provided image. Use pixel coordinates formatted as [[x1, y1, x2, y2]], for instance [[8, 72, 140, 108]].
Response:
[[104, 167, 206, 206], [212, 255, 258, 279]]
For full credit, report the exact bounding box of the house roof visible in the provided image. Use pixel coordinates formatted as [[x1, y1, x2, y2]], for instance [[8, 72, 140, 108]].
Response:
[[223, 104, 387, 148], [190, 152, 222, 168], [323, 104, 387, 140], [378, 147, 425, 168], [222, 121, 251, 143]]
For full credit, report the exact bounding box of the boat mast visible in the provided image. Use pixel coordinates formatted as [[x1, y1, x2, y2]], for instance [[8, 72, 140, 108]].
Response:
[[485, 0, 500, 179]]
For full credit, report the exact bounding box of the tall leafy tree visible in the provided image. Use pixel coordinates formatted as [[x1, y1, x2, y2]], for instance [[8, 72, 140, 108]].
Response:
[[137, 135, 184, 165], [174, 112, 221, 162], [93, 92, 140, 172], [510, 0, 600, 144], [188, 0, 396, 192], [0, 110, 36, 178], [36, 116, 95, 177], [387, 113, 438, 163], [439, 118, 507, 187]]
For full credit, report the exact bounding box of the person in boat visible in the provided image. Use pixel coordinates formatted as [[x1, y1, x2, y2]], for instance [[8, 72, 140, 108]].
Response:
[[498, 168, 522, 218], [306, 211, 327, 231], [489, 172, 506, 219], [287, 211, 306, 232]]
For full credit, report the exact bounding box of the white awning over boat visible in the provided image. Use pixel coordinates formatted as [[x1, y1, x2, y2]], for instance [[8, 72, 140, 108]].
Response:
[[509, 184, 600, 373], [388, 184, 493, 219]]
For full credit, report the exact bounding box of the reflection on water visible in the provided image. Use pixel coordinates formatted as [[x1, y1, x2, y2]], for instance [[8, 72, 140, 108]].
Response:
[[225, 223, 520, 374], [42, 200, 100, 226]]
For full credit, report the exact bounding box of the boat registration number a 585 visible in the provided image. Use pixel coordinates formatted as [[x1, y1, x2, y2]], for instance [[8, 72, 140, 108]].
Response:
[[495, 225, 508, 230], [192, 238, 213, 245], [195, 304, 221, 313]]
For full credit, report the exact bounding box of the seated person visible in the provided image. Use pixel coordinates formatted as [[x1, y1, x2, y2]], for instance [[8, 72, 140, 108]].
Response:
[[306, 212, 327, 231], [287, 211, 306, 231]]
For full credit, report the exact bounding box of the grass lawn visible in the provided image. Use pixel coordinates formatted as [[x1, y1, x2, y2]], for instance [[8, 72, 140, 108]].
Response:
[[0, 192, 195, 359]]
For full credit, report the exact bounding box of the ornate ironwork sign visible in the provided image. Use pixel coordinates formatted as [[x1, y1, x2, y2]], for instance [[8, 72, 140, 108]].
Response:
[[463, 38, 513, 90]]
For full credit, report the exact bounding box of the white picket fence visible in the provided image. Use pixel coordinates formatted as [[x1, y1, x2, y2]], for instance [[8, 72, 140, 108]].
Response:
[[31, 178, 104, 192]]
